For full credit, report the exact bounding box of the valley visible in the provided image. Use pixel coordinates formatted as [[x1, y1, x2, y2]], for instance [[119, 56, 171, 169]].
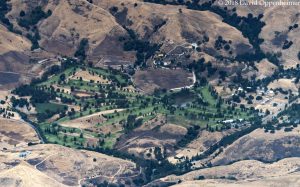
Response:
[[0, 0, 300, 186]]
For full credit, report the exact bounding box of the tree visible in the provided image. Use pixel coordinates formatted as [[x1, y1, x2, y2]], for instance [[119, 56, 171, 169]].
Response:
[[109, 6, 118, 13], [125, 114, 136, 129], [19, 10, 25, 17], [256, 96, 263, 100], [74, 38, 89, 62], [59, 73, 66, 82], [63, 134, 67, 142]]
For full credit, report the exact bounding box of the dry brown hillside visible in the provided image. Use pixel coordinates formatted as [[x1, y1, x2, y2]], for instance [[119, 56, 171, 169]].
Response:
[[148, 158, 300, 187], [96, 0, 253, 59], [0, 25, 32, 89], [38, 0, 124, 56], [219, 2, 300, 67], [210, 126, 300, 166], [0, 117, 142, 186], [260, 6, 300, 68]]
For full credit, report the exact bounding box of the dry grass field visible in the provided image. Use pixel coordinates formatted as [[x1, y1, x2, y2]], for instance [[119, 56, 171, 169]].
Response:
[[151, 157, 300, 187], [96, 0, 253, 59], [260, 6, 300, 69], [209, 126, 300, 166], [0, 163, 67, 187], [0, 144, 141, 186], [39, 0, 122, 56], [168, 129, 238, 163], [0, 25, 30, 55], [0, 118, 40, 150], [169, 158, 300, 187], [70, 70, 111, 84], [133, 68, 193, 93], [225, 1, 300, 68], [268, 78, 299, 93], [254, 59, 278, 80], [115, 115, 187, 159]]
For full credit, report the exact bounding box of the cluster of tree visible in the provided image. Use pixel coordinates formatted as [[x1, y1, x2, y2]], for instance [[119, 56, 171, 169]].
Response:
[[13, 85, 56, 104], [282, 40, 293, 50], [187, 58, 206, 72], [154, 146, 165, 161], [31, 58, 80, 85], [144, 0, 276, 64], [153, 19, 167, 33], [37, 108, 66, 122], [264, 119, 298, 134], [10, 96, 29, 108], [279, 104, 300, 123], [89, 180, 123, 187], [17, 6, 52, 50], [123, 114, 143, 131], [114, 99, 130, 108], [214, 36, 232, 53], [192, 119, 262, 162], [2, 111, 15, 118], [109, 6, 119, 14], [165, 88, 193, 106], [188, 58, 217, 79], [122, 27, 161, 67], [288, 23, 298, 31], [81, 142, 184, 185], [18, 6, 52, 29], [0, 0, 12, 28], [74, 38, 89, 62], [107, 66, 132, 87], [177, 125, 200, 147], [60, 95, 75, 104], [0, 0, 24, 35], [0, 107, 5, 115]]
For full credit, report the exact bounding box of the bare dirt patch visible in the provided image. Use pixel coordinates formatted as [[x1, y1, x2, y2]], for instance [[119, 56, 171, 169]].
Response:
[[134, 68, 193, 93]]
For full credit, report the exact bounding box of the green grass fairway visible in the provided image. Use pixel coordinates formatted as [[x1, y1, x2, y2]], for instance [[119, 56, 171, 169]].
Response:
[[35, 103, 67, 114]]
